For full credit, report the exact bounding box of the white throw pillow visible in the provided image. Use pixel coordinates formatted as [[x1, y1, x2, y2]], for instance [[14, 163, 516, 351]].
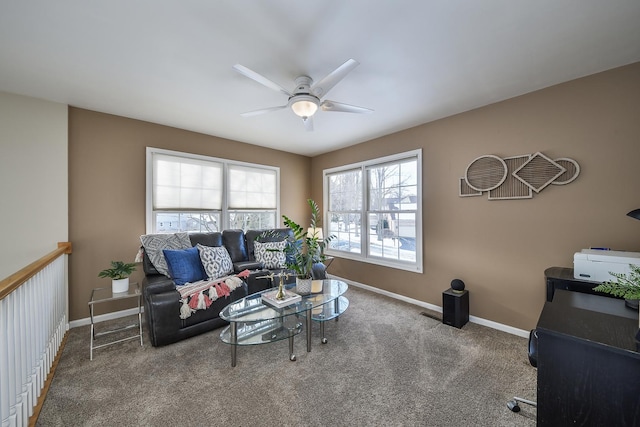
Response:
[[254, 240, 287, 269], [197, 244, 233, 279]]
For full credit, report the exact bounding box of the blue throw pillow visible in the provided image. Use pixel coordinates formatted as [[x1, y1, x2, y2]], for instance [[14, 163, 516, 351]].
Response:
[[163, 247, 206, 286]]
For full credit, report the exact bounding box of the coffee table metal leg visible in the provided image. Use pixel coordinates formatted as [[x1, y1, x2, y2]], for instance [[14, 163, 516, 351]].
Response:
[[230, 322, 238, 367], [335, 298, 340, 321], [288, 328, 296, 361], [320, 320, 328, 344]]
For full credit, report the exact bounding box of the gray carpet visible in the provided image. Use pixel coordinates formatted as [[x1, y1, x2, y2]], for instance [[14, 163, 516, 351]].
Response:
[[37, 287, 537, 426]]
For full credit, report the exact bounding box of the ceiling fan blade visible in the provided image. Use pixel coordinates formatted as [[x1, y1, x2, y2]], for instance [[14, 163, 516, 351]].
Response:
[[233, 64, 292, 96], [321, 100, 373, 114], [311, 59, 359, 98], [240, 105, 287, 117], [302, 116, 314, 131]]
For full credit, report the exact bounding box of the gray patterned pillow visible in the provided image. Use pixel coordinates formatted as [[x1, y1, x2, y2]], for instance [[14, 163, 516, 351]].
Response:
[[197, 244, 233, 279], [140, 233, 192, 277], [254, 240, 286, 269]]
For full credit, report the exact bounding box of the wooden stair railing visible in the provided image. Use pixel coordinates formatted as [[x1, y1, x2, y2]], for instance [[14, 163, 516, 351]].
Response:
[[0, 242, 72, 427], [0, 242, 72, 299]]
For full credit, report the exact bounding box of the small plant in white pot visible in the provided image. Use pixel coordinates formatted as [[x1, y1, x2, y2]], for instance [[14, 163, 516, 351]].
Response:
[[98, 261, 137, 293]]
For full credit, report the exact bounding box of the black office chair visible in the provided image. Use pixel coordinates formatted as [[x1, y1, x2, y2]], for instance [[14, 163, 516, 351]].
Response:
[[507, 329, 538, 412]]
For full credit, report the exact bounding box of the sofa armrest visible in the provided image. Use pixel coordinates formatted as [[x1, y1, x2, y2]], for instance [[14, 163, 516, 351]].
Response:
[[234, 261, 263, 272], [143, 286, 182, 347], [245, 270, 278, 294], [143, 275, 177, 296]]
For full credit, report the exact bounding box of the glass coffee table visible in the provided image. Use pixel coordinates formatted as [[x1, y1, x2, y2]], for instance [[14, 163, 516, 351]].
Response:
[[219, 279, 348, 367]]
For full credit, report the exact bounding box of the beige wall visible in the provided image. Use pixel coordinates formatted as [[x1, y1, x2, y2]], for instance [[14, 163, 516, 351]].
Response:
[[66, 62, 640, 328], [68, 109, 311, 320], [312, 62, 640, 330], [0, 91, 68, 281]]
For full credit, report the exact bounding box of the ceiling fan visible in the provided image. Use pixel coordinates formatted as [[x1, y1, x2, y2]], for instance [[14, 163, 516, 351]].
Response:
[[233, 59, 373, 131]]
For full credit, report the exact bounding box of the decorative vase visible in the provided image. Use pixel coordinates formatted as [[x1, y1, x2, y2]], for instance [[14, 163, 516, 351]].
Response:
[[296, 277, 313, 295], [112, 277, 129, 293], [311, 279, 324, 294]]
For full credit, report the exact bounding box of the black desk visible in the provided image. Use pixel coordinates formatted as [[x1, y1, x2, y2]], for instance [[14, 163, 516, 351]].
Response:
[[536, 290, 640, 426], [544, 266, 622, 302]]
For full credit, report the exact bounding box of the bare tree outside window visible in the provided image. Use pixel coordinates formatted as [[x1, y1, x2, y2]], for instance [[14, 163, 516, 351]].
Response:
[[367, 159, 417, 262], [155, 212, 220, 233], [324, 150, 421, 271], [328, 169, 363, 253], [228, 211, 276, 230]]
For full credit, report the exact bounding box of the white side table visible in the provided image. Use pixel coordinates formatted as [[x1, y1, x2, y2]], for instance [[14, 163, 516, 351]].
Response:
[[88, 283, 143, 360]]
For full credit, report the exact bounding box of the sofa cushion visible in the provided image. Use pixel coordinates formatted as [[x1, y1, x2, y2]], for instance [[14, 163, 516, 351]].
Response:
[[253, 240, 287, 269], [197, 244, 233, 279], [222, 229, 248, 262], [163, 247, 207, 286], [140, 232, 192, 277], [189, 232, 223, 247]]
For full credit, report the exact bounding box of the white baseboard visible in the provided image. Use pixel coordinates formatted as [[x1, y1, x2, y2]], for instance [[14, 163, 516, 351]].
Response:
[[329, 274, 530, 338], [69, 306, 144, 329], [70, 277, 530, 338]]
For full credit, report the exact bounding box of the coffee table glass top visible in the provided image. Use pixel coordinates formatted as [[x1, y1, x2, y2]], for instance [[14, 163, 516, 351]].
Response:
[[219, 279, 348, 323]]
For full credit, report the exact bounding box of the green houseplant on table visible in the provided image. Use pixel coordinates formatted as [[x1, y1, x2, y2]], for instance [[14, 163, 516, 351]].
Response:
[[269, 199, 335, 294], [593, 264, 640, 328], [98, 261, 137, 293]]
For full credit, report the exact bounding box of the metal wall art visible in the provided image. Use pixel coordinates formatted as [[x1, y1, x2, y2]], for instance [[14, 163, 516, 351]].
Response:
[[459, 152, 580, 200]]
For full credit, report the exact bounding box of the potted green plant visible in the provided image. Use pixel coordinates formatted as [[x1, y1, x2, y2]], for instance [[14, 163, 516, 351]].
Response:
[[276, 199, 335, 294], [593, 264, 640, 327], [98, 261, 137, 293]]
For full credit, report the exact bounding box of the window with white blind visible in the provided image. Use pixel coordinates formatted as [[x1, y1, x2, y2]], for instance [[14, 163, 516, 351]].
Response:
[[146, 148, 279, 233], [324, 149, 422, 273]]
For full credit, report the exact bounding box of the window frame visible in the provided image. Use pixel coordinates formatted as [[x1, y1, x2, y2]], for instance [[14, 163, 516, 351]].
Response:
[[146, 147, 280, 234], [323, 149, 423, 273]]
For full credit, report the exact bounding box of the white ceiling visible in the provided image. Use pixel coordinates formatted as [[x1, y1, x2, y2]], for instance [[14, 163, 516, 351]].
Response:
[[1, 1, 639, 156]]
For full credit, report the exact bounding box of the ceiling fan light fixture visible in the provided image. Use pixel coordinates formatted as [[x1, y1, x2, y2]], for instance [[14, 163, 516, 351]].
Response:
[[289, 95, 319, 118]]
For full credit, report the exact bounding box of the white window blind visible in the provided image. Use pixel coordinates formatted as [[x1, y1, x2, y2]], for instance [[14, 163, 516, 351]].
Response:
[[228, 164, 277, 209], [152, 153, 223, 210]]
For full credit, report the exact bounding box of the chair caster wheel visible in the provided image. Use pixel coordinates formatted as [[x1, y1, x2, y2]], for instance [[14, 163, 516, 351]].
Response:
[[290, 354, 296, 361], [321, 338, 328, 344], [507, 400, 520, 412]]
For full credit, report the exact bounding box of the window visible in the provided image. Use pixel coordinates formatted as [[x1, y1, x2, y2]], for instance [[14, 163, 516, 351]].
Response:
[[324, 150, 422, 272], [227, 164, 277, 230], [147, 148, 279, 233]]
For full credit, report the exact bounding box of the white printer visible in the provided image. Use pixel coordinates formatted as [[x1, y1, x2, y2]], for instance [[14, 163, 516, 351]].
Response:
[[573, 249, 640, 282]]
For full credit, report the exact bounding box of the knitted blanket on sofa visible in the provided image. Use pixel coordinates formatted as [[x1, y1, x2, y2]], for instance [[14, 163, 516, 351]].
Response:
[[177, 269, 250, 319]]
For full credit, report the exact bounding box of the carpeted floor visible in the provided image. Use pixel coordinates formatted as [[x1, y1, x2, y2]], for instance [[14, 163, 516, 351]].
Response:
[[37, 286, 537, 426]]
